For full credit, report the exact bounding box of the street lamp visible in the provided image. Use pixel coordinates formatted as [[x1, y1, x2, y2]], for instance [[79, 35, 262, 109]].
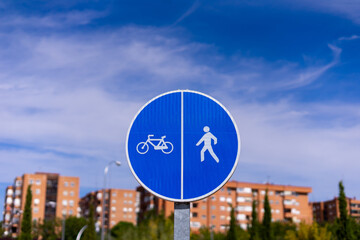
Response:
[[101, 161, 121, 240]]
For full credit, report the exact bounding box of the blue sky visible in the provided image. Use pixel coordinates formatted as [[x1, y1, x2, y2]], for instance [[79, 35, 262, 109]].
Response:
[[0, 0, 360, 210]]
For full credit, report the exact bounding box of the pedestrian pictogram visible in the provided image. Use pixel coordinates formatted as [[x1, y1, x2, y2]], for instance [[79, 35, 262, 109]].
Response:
[[126, 90, 240, 202], [136, 135, 174, 154], [196, 126, 219, 163]]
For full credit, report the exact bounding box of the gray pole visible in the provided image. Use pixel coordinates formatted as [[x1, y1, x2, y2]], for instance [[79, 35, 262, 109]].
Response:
[[101, 161, 121, 240], [101, 168, 107, 240], [174, 202, 190, 240], [61, 215, 65, 240]]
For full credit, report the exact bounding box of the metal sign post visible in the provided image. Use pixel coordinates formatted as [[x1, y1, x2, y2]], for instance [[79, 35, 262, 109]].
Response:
[[126, 90, 240, 239], [174, 202, 190, 240]]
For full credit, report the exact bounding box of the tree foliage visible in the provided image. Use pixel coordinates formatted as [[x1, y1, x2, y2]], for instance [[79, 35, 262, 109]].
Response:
[[83, 197, 97, 240], [249, 200, 261, 240], [111, 210, 173, 240], [38, 218, 61, 240], [262, 189, 273, 240], [65, 216, 88, 240], [19, 185, 32, 240], [226, 206, 237, 240], [284, 222, 331, 240]]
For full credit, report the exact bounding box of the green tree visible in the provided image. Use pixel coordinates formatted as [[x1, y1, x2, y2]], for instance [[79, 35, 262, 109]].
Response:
[[336, 181, 356, 240], [284, 222, 332, 240], [39, 218, 61, 240], [83, 197, 97, 240], [262, 189, 273, 240], [65, 216, 88, 240], [19, 185, 32, 240], [337, 181, 348, 239], [111, 221, 136, 240], [226, 206, 237, 240], [249, 200, 260, 240]]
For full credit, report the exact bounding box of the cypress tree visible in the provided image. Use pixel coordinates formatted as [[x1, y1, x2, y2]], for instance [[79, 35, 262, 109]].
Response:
[[337, 181, 355, 240], [19, 185, 32, 240], [226, 206, 237, 240], [262, 189, 272, 240], [83, 197, 96, 240], [249, 199, 260, 240]]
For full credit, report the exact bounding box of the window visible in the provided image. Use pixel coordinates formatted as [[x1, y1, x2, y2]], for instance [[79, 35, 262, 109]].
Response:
[[211, 196, 216, 200], [124, 193, 128, 197], [70, 191, 74, 197], [193, 203, 198, 208], [128, 200, 133, 204], [192, 212, 198, 218], [69, 210, 73, 215], [15, 189, 21, 195], [220, 197, 226, 202], [35, 189, 40, 195], [220, 206, 226, 211], [64, 182, 68, 187], [69, 200, 74, 207], [237, 197, 245, 202], [34, 198, 40, 205], [202, 206, 206, 210], [62, 200, 68, 206], [16, 180, 22, 187], [211, 215, 216, 219], [129, 193, 133, 197], [202, 215, 206, 219], [63, 191, 68, 196], [112, 199, 116, 204], [34, 207, 39, 213], [112, 192, 117, 196], [71, 182, 75, 187], [36, 180, 41, 185], [227, 197, 232, 203], [211, 206, 216, 210], [111, 207, 116, 212], [29, 179, 34, 184]]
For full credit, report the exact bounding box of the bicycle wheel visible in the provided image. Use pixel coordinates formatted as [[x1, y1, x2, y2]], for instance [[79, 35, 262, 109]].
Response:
[[161, 142, 173, 154], [136, 142, 149, 154]]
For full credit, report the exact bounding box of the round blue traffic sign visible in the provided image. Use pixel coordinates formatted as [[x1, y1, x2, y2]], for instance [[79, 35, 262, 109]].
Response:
[[126, 90, 240, 202]]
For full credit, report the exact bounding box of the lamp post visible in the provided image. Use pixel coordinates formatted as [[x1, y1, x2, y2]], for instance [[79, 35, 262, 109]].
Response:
[[101, 161, 121, 240]]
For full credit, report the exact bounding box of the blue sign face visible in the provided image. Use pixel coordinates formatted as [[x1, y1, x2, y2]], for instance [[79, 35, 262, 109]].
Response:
[[126, 90, 240, 202]]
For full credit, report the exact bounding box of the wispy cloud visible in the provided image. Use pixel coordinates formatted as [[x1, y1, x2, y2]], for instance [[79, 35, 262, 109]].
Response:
[[288, 0, 360, 24], [0, 10, 105, 29], [338, 35, 360, 41], [172, 0, 201, 26]]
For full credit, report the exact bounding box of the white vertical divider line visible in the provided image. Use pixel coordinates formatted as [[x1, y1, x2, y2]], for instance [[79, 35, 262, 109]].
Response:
[[181, 91, 184, 200]]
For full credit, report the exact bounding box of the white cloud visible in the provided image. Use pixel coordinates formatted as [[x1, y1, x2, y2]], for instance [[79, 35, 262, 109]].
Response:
[[0, 10, 105, 29], [287, 0, 360, 24]]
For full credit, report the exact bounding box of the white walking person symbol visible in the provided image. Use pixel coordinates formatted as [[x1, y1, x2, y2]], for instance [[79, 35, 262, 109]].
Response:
[[196, 126, 219, 163]]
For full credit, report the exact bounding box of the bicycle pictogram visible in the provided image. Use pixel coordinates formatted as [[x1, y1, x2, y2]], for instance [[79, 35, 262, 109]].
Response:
[[136, 135, 174, 154]]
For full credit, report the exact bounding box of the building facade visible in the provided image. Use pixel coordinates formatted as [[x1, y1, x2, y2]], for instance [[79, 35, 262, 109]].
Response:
[[137, 181, 312, 232], [312, 197, 360, 223], [2, 172, 79, 237], [79, 188, 139, 233]]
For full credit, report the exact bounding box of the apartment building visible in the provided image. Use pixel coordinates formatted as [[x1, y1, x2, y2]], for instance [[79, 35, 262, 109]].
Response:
[[79, 189, 139, 233], [2, 172, 79, 237], [312, 197, 360, 223], [137, 181, 312, 232]]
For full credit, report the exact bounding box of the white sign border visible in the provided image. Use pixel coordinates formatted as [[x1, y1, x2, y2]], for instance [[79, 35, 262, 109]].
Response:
[[126, 90, 241, 202]]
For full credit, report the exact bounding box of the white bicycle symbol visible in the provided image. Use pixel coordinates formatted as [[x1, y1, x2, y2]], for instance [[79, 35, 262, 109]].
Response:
[[136, 135, 174, 154]]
